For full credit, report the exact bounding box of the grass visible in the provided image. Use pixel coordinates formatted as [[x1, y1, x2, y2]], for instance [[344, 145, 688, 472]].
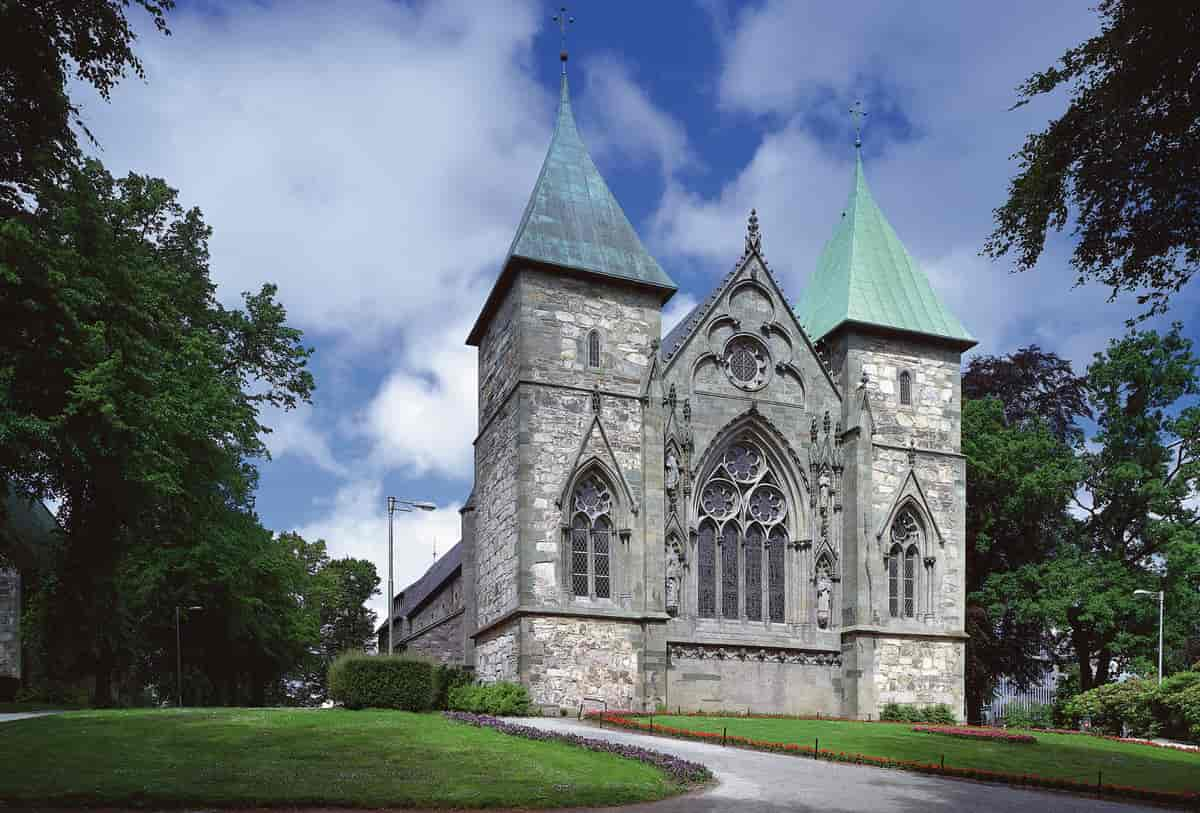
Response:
[[646, 715, 1200, 794], [0, 708, 681, 808]]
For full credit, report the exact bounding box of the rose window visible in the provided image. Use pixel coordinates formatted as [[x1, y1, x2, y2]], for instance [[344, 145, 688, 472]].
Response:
[[722, 337, 769, 391]]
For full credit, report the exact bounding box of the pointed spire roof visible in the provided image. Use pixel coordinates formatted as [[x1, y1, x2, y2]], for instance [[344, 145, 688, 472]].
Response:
[[468, 72, 675, 345], [795, 151, 975, 350]]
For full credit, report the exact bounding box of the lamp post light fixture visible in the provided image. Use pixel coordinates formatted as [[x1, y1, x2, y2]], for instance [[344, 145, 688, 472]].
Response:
[[1133, 589, 1164, 685], [176, 604, 204, 707], [387, 497, 437, 655]]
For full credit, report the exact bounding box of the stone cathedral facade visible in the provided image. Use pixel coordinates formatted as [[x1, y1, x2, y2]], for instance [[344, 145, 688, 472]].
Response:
[[389, 64, 976, 720]]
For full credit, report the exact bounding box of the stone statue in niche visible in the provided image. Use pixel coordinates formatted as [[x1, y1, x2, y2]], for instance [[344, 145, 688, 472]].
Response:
[[816, 574, 832, 629], [665, 451, 679, 492], [665, 551, 681, 616]]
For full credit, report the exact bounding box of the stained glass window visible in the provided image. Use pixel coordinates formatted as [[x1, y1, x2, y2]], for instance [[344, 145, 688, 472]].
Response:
[[587, 330, 601, 368], [903, 545, 917, 618], [899, 370, 912, 405], [745, 526, 763, 621], [888, 544, 901, 618], [768, 526, 786, 622], [721, 522, 740, 618], [698, 522, 716, 617], [571, 477, 614, 599], [696, 439, 792, 625]]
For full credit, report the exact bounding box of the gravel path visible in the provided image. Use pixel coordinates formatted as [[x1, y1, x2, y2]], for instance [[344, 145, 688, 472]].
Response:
[[515, 717, 1163, 812]]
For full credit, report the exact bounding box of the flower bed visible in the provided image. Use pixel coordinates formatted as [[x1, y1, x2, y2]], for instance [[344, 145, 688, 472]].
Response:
[[588, 712, 1200, 807], [913, 725, 1036, 744], [443, 712, 711, 786]]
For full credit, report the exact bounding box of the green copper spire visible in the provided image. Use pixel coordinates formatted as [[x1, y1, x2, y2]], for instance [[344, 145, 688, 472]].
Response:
[[795, 151, 975, 349], [505, 73, 676, 292]]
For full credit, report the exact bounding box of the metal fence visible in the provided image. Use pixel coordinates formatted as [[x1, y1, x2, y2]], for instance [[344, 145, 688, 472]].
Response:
[[982, 668, 1059, 724]]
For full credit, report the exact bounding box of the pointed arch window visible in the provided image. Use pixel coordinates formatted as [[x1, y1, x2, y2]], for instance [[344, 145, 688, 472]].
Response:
[[887, 510, 920, 618], [587, 330, 601, 368], [696, 439, 791, 623], [899, 370, 912, 405], [570, 476, 613, 599]]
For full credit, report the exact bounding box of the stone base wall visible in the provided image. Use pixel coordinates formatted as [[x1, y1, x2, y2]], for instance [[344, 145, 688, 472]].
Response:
[[402, 611, 464, 666], [872, 635, 964, 719], [524, 616, 640, 712], [0, 570, 19, 679], [475, 621, 519, 682], [667, 643, 841, 715]]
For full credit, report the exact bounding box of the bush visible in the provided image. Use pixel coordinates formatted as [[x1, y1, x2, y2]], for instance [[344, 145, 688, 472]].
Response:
[[880, 702, 955, 724], [432, 665, 473, 711], [447, 681, 532, 716], [1151, 671, 1200, 743], [1061, 679, 1156, 737], [0, 676, 19, 702], [1001, 703, 1054, 730], [327, 653, 436, 710]]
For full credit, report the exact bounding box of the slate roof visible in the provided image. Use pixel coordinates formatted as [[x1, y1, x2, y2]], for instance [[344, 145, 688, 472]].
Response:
[[794, 152, 975, 349], [393, 539, 462, 620], [468, 72, 676, 345]]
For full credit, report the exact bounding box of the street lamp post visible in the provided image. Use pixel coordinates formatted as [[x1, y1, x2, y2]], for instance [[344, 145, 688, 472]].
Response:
[[176, 604, 204, 707], [1133, 589, 1164, 685], [386, 497, 437, 655]]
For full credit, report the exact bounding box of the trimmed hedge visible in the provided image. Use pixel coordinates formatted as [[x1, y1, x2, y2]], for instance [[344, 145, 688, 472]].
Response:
[[1000, 703, 1054, 730], [879, 702, 956, 724], [328, 653, 436, 710], [1061, 678, 1157, 738], [432, 665, 473, 711], [447, 681, 532, 716]]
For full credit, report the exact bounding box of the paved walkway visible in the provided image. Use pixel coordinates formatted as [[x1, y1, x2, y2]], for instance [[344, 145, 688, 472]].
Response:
[[517, 718, 1162, 813], [0, 711, 61, 723]]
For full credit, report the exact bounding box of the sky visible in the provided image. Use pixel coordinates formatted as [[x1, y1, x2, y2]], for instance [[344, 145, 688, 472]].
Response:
[[71, 0, 1200, 624]]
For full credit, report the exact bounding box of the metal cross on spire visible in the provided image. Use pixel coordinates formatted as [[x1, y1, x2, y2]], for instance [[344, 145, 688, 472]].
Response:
[[849, 100, 868, 148], [552, 6, 575, 74]]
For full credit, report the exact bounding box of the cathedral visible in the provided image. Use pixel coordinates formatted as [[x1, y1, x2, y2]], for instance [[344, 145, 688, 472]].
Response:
[[383, 55, 975, 720]]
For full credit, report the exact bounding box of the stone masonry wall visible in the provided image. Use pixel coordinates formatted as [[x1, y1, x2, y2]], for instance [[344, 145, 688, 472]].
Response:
[[474, 399, 519, 629], [0, 570, 18, 678], [525, 617, 640, 711], [403, 612, 465, 666], [873, 636, 964, 715], [474, 621, 519, 683], [409, 574, 463, 633], [852, 333, 961, 454]]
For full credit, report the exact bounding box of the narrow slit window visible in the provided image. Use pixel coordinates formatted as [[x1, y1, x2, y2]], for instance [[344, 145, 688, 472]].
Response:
[[899, 370, 912, 405], [587, 330, 601, 368], [904, 545, 917, 618], [888, 544, 900, 617], [698, 522, 716, 618]]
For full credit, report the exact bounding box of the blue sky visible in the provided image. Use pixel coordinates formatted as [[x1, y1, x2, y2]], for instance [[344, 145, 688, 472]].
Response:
[[72, 0, 1199, 620]]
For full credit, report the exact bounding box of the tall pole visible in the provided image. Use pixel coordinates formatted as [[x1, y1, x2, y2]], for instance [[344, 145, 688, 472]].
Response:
[[387, 496, 396, 655], [175, 605, 182, 707], [1157, 590, 1164, 686]]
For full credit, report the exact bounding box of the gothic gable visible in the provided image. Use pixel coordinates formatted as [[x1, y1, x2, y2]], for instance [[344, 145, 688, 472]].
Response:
[[874, 456, 945, 557]]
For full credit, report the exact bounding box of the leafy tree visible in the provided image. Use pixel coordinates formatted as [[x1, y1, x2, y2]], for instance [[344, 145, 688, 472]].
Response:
[[1, 0, 173, 213], [962, 396, 1081, 721], [0, 161, 313, 702], [985, 1, 1200, 316], [318, 557, 380, 662], [962, 345, 1091, 442]]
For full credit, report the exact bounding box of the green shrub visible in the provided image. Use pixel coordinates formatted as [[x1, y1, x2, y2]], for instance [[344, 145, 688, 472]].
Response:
[[13, 680, 90, 707], [447, 681, 532, 716], [1001, 703, 1054, 730], [1061, 679, 1156, 737], [880, 702, 955, 724], [327, 653, 436, 710], [1151, 671, 1200, 743], [432, 665, 473, 711]]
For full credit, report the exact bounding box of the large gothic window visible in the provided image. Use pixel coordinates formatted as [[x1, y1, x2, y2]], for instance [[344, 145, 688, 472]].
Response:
[[571, 476, 612, 599], [887, 510, 920, 618], [696, 440, 790, 623]]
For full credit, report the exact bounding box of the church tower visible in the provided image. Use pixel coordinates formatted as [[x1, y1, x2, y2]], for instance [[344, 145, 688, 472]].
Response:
[[464, 49, 677, 711], [795, 141, 976, 720]]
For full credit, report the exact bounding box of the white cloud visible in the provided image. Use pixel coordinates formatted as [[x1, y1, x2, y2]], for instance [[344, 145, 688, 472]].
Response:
[[662, 292, 699, 335], [262, 402, 348, 478], [74, 0, 548, 346], [583, 55, 695, 177], [296, 479, 463, 624]]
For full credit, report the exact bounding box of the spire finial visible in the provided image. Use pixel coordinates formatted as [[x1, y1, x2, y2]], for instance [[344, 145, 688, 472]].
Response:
[[745, 208, 762, 255], [848, 100, 868, 149], [552, 6, 575, 75]]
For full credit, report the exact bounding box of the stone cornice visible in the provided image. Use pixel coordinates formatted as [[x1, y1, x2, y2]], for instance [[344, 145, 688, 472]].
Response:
[[872, 440, 965, 460], [470, 605, 671, 641], [839, 625, 969, 641]]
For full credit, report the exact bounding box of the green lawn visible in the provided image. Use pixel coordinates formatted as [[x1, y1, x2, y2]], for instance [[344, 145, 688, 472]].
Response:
[[0, 708, 682, 808], [647, 715, 1200, 794]]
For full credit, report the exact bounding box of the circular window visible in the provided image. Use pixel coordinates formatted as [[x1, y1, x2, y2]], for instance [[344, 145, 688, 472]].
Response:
[[722, 336, 770, 391]]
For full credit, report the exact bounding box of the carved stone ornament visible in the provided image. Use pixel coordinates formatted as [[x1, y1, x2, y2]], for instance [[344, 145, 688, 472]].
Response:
[[668, 643, 841, 667], [723, 335, 770, 391], [591, 385, 602, 414]]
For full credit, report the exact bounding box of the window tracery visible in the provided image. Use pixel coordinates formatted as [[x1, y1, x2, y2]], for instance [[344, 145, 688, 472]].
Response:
[[696, 440, 790, 623], [887, 509, 920, 618], [570, 476, 613, 599], [722, 337, 770, 390]]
